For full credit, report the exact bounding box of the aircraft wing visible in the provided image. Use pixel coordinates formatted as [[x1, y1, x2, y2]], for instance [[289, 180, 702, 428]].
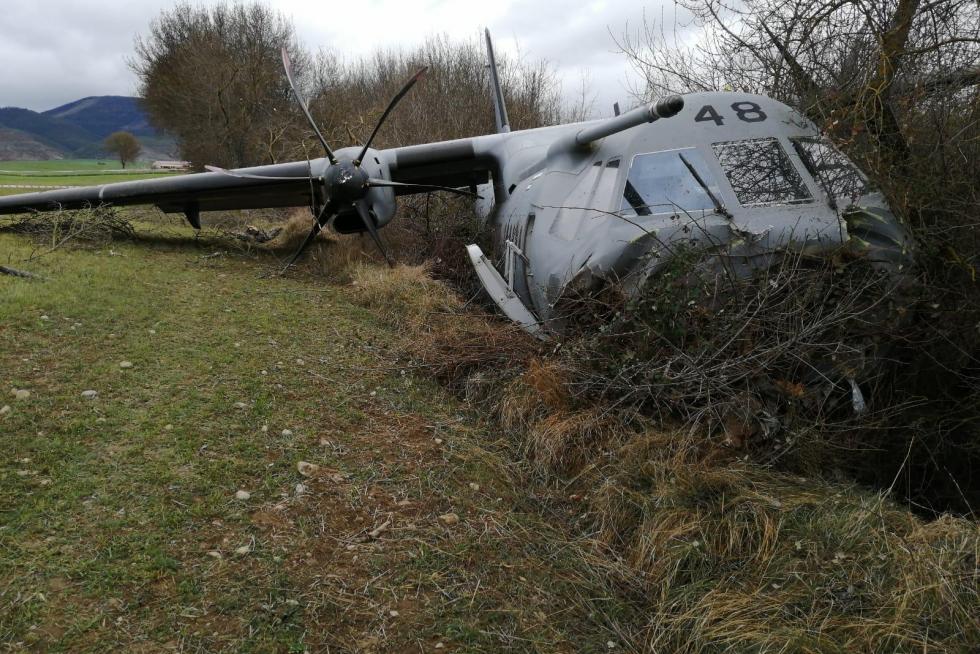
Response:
[[0, 160, 320, 224], [385, 136, 499, 191]]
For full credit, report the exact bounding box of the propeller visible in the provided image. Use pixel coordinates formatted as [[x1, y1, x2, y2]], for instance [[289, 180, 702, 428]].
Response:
[[281, 48, 337, 164], [354, 67, 427, 166], [355, 200, 392, 267], [278, 56, 429, 268], [281, 200, 338, 272], [212, 48, 473, 271]]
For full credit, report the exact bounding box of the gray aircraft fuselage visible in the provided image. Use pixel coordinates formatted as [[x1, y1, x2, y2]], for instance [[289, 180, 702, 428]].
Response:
[[383, 91, 892, 328]]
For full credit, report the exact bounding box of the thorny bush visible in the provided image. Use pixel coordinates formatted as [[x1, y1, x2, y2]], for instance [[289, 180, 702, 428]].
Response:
[[552, 246, 978, 515]]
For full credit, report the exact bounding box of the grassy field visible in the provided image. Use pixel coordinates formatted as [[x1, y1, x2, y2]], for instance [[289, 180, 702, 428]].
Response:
[[1, 218, 978, 652], [0, 160, 158, 173], [0, 160, 180, 197], [0, 227, 636, 652]]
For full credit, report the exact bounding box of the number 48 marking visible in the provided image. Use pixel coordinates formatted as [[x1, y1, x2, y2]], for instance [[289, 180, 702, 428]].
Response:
[[694, 102, 767, 125]]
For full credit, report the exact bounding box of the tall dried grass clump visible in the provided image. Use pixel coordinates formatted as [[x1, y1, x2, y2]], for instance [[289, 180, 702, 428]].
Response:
[[347, 262, 539, 389], [525, 409, 622, 474], [265, 209, 376, 279], [587, 429, 980, 653], [497, 359, 570, 432], [348, 261, 461, 327]]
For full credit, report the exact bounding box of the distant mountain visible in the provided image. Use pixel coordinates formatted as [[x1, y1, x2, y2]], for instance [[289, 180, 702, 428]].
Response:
[[0, 127, 65, 161], [43, 96, 157, 140], [0, 96, 176, 161], [0, 106, 96, 153]]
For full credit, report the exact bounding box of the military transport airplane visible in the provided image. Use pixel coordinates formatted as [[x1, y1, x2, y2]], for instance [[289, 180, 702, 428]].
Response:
[[0, 31, 910, 336]]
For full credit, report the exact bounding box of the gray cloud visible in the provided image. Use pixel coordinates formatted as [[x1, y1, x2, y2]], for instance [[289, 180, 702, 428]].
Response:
[[0, 0, 673, 116], [0, 1, 175, 110]]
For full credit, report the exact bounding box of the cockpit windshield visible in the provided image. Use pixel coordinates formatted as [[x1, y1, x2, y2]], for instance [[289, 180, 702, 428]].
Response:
[[620, 148, 720, 216], [790, 136, 872, 201], [712, 138, 812, 206]]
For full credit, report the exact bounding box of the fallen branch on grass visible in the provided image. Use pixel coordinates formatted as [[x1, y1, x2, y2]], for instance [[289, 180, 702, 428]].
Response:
[[0, 265, 44, 280]]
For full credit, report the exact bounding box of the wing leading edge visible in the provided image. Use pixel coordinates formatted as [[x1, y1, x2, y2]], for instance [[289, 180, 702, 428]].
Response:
[[0, 136, 503, 224], [0, 160, 321, 222]]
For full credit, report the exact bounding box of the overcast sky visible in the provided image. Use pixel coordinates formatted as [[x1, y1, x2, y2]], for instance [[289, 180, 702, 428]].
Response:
[[0, 0, 679, 118]]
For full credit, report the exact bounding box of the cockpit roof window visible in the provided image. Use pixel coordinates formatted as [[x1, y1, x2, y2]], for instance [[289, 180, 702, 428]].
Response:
[[712, 138, 813, 206], [620, 148, 720, 217], [791, 136, 872, 201]]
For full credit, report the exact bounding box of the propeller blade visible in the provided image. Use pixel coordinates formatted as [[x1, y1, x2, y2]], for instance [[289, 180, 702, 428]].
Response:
[[281, 201, 335, 272], [355, 200, 393, 267], [204, 165, 313, 182], [281, 47, 337, 165], [366, 178, 482, 199], [355, 67, 428, 165]]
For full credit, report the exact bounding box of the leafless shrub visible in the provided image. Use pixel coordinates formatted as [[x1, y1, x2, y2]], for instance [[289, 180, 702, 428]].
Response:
[[559, 249, 904, 422], [2, 206, 136, 251], [534, 243, 974, 514]]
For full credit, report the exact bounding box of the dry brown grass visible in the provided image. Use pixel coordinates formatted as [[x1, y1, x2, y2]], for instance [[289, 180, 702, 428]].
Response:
[[340, 259, 980, 653], [525, 409, 623, 474], [265, 209, 377, 279], [348, 262, 541, 388], [586, 428, 980, 652], [265, 208, 318, 251], [349, 261, 461, 327], [497, 359, 570, 433]]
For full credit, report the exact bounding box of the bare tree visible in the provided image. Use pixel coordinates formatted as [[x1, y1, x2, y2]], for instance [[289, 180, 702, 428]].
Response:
[[618, 0, 980, 228], [130, 2, 311, 169], [303, 34, 563, 155]]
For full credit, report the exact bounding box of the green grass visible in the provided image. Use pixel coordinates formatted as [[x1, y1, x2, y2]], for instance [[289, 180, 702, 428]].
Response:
[[0, 160, 182, 197], [0, 160, 158, 173], [0, 227, 636, 652], [0, 172, 179, 186]]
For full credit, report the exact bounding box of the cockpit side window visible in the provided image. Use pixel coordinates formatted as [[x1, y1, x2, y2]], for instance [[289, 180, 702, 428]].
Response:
[[620, 148, 720, 216], [712, 138, 813, 206], [790, 137, 872, 201]]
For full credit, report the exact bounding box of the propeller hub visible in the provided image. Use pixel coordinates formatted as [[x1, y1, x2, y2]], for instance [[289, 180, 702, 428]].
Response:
[[324, 161, 369, 202]]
